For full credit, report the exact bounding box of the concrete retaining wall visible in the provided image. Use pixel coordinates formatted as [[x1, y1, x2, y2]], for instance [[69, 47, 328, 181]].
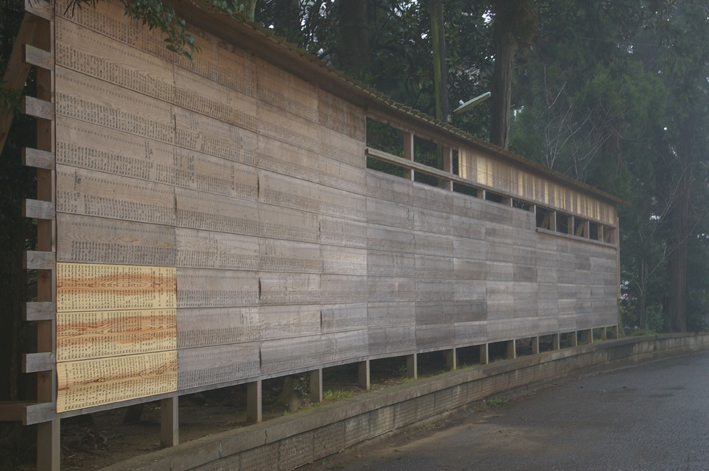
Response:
[[105, 333, 709, 471]]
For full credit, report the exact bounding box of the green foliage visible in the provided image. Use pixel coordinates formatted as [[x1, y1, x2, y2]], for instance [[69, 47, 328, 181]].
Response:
[[324, 389, 355, 401], [485, 398, 508, 407]]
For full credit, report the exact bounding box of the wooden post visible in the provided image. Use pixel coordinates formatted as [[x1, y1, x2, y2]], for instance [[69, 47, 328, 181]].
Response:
[[550, 211, 557, 232], [501, 196, 512, 206], [160, 396, 179, 447], [601, 326, 608, 340], [506, 340, 516, 359], [531, 336, 539, 354], [478, 189, 486, 199], [247, 380, 262, 423], [358, 360, 370, 391], [403, 131, 414, 180], [528, 204, 536, 214], [310, 368, 323, 402], [567, 216, 574, 235], [480, 344, 489, 364], [445, 348, 457, 370], [570, 331, 578, 347], [611, 325, 619, 339], [552, 334, 560, 350], [406, 354, 417, 379], [441, 145, 453, 190]]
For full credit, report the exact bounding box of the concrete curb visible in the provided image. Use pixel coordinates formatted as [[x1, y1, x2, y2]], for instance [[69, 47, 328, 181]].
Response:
[[102, 332, 709, 471]]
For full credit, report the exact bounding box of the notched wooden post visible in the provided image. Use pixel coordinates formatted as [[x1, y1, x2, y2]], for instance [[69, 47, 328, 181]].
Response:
[[247, 380, 262, 423], [160, 396, 179, 448], [358, 360, 370, 391], [310, 369, 323, 403]]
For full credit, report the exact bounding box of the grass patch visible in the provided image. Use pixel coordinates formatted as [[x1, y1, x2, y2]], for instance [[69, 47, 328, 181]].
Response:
[[485, 397, 508, 407], [629, 329, 657, 337], [324, 389, 355, 401]]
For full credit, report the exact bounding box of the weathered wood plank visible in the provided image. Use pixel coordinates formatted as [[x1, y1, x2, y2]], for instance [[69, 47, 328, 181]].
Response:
[[321, 275, 368, 304], [176, 187, 258, 236], [23, 199, 55, 220], [321, 303, 368, 333], [176, 228, 258, 270], [260, 273, 320, 305], [177, 343, 260, 389], [23, 96, 54, 120], [25, 251, 55, 270], [22, 147, 54, 170], [176, 307, 259, 348], [176, 268, 259, 308], [367, 302, 415, 329], [256, 136, 319, 183], [259, 170, 321, 214], [319, 216, 367, 249], [321, 246, 366, 276], [23, 352, 55, 373], [24, 44, 53, 70], [260, 305, 321, 340], [24, 302, 56, 321]]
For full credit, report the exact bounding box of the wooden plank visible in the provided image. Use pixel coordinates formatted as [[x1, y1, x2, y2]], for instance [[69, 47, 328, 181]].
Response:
[[24, 44, 53, 70], [367, 250, 415, 277], [176, 307, 259, 348], [215, 41, 253, 96], [322, 330, 369, 363], [56, 165, 177, 226], [319, 216, 367, 249], [366, 225, 414, 254], [259, 170, 321, 214], [367, 277, 415, 303], [319, 156, 366, 195], [260, 305, 321, 340], [23, 352, 55, 373], [176, 268, 259, 308], [56, 309, 177, 361], [320, 185, 367, 221], [56, 351, 177, 412], [413, 183, 452, 213], [415, 301, 456, 325], [455, 321, 488, 345], [259, 239, 321, 273], [414, 232, 454, 257], [259, 203, 319, 243], [415, 255, 453, 279], [57, 263, 177, 312], [367, 326, 415, 356], [321, 246, 366, 275], [174, 107, 256, 166], [25, 250, 55, 270], [413, 207, 451, 235], [260, 335, 323, 375], [256, 136, 319, 183], [416, 280, 455, 302], [25, 0, 53, 20], [453, 258, 486, 280], [175, 187, 259, 236], [318, 125, 365, 168], [176, 228, 258, 270], [453, 237, 486, 260], [257, 100, 318, 152], [23, 96, 54, 120], [23, 148, 55, 170], [177, 343, 260, 389], [321, 275, 368, 304], [256, 56, 318, 123], [55, 66, 175, 143], [174, 66, 239, 124], [367, 302, 415, 329], [321, 303, 368, 333], [366, 198, 411, 229], [23, 199, 55, 219], [366, 170, 412, 205], [317, 88, 366, 141], [57, 214, 177, 266], [259, 273, 320, 305], [416, 324, 455, 350], [0, 402, 37, 422], [25, 302, 56, 321]]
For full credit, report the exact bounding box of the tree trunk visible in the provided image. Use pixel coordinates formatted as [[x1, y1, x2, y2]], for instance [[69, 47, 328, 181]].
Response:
[[667, 113, 695, 332], [430, 0, 448, 122], [490, 26, 514, 149], [338, 0, 369, 73]]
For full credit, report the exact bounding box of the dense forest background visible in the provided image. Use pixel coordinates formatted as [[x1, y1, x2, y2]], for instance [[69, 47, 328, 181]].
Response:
[[2, 0, 709, 404]]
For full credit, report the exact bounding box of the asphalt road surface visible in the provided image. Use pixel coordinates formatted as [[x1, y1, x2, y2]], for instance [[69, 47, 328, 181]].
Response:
[[304, 351, 709, 471]]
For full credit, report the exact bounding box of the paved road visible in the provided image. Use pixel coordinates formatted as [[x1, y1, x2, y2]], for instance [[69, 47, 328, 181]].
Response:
[[304, 351, 709, 471]]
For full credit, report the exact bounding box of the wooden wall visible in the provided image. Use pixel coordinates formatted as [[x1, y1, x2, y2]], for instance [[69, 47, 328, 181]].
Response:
[[51, 0, 618, 414]]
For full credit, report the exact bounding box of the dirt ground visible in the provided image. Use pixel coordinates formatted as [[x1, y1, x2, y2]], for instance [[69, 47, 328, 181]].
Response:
[[1, 339, 558, 471]]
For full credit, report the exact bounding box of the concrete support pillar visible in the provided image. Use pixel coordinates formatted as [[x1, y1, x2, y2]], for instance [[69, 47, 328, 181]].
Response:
[[358, 360, 370, 391], [37, 419, 60, 471], [247, 380, 262, 423], [531, 336, 539, 354], [445, 348, 457, 370], [552, 333, 560, 350], [611, 325, 619, 339], [406, 354, 417, 379], [310, 368, 323, 403], [601, 326, 608, 340], [480, 344, 489, 364], [570, 331, 578, 347], [160, 396, 179, 448], [506, 340, 516, 359]]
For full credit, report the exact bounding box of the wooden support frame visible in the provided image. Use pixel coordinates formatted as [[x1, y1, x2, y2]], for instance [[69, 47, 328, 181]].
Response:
[[160, 397, 179, 448], [247, 380, 262, 423], [506, 340, 516, 359], [531, 336, 539, 355], [310, 369, 323, 402], [480, 344, 489, 364], [440, 145, 454, 191], [445, 348, 457, 370], [358, 360, 370, 391], [403, 131, 414, 181], [406, 354, 417, 379], [552, 334, 560, 350]]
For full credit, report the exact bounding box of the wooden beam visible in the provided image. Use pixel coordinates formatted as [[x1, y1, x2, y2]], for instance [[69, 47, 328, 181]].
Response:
[[22, 96, 54, 120], [23, 148, 54, 170], [24, 251, 55, 270], [25, 0, 54, 21], [358, 360, 370, 391], [403, 132, 414, 181], [23, 199, 55, 219], [37, 419, 60, 471], [406, 354, 417, 379], [247, 380, 262, 423], [23, 44, 53, 70], [160, 397, 179, 447], [22, 352, 55, 373], [310, 369, 323, 402], [24, 302, 55, 321]]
